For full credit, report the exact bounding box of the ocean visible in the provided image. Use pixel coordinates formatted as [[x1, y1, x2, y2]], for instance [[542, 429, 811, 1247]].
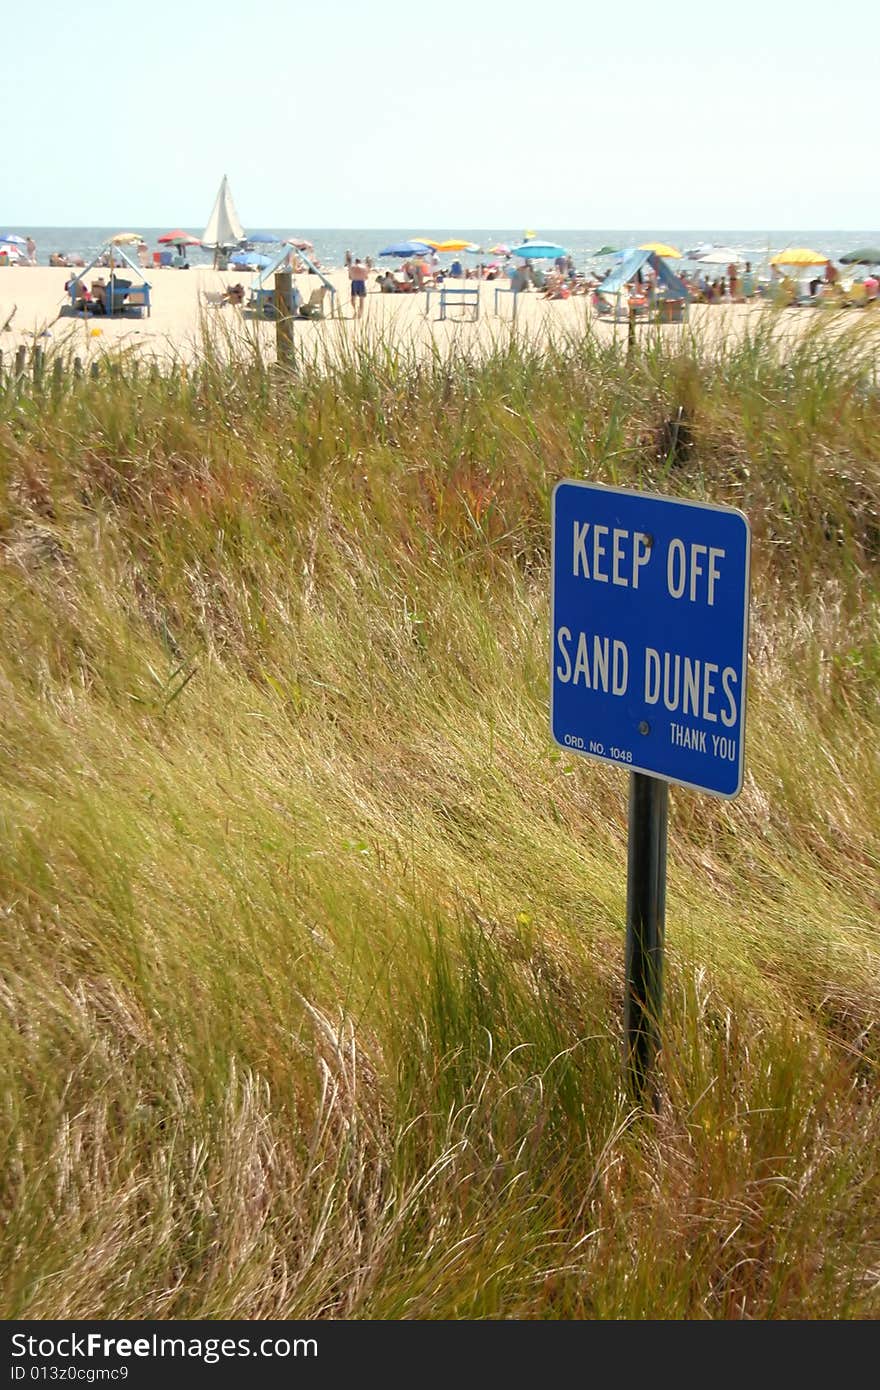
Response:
[[9, 228, 880, 271]]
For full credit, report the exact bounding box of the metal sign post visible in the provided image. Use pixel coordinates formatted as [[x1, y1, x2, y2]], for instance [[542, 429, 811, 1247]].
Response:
[[625, 771, 667, 1106], [550, 481, 750, 1101]]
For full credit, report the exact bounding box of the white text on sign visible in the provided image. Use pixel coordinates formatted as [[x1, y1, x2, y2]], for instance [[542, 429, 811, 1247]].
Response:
[[572, 522, 726, 606]]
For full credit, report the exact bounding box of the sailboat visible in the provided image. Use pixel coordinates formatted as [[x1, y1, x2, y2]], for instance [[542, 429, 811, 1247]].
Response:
[[202, 175, 245, 266]]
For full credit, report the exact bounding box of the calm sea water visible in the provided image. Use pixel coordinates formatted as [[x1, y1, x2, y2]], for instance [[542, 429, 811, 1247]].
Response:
[[10, 228, 880, 270]]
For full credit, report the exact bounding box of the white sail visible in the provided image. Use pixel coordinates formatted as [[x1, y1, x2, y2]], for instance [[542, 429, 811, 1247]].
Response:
[[202, 175, 244, 248]]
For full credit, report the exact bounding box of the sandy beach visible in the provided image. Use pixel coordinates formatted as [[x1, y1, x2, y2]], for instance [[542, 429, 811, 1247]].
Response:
[[0, 263, 872, 369]]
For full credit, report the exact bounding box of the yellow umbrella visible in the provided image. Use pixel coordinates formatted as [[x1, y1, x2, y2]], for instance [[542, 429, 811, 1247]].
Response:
[[432, 239, 478, 253], [769, 246, 827, 266], [639, 241, 682, 259]]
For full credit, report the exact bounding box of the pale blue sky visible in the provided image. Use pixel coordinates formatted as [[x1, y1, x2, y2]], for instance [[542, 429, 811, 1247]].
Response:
[[3, 0, 876, 228]]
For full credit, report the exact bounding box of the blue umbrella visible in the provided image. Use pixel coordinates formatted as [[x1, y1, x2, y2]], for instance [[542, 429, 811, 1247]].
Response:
[[379, 240, 433, 257], [510, 241, 568, 259], [0, 233, 27, 244], [244, 231, 278, 244], [229, 251, 272, 269]]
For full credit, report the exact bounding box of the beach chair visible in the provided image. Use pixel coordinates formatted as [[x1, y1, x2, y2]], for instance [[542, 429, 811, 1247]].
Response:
[[122, 284, 151, 317], [104, 279, 151, 317], [159, 251, 173, 268], [249, 284, 303, 318], [298, 284, 328, 319]]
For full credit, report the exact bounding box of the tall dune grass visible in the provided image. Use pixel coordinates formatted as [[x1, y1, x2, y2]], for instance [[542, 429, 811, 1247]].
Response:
[[1, 314, 879, 1318]]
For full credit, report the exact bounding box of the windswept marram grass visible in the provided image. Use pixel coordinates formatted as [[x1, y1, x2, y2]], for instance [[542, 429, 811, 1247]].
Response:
[[1, 314, 879, 1318]]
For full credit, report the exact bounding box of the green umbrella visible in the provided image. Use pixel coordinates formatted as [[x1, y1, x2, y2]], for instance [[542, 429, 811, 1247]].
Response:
[[839, 248, 880, 264], [593, 245, 619, 256]]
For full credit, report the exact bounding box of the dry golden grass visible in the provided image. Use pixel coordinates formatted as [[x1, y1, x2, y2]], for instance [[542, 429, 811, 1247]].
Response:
[[1, 314, 879, 1317]]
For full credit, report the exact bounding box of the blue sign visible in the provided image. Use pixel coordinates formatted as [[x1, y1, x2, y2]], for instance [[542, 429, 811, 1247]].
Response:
[[551, 481, 750, 798]]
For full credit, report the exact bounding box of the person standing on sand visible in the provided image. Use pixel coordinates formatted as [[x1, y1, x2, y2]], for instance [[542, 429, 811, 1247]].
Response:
[[26, 236, 36, 265], [348, 256, 368, 318]]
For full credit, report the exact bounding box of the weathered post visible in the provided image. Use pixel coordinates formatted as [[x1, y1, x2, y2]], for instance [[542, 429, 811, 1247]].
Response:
[[274, 270, 294, 368]]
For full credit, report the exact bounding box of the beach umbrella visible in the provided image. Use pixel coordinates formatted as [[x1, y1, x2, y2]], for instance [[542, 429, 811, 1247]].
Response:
[[286, 238, 315, 251], [0, 232, 27, 244], [839, 247, 880, 264], [694, 246, 748, 265], [243, 231, 278, 244], [487, 243, 511, 255], [639, 241, 682, 259], [379, 240, 433, 257], [769, 247, 827, 266], [109, 232, 142, 245], [229, 250, 272, 269], [158, 230, 200, 259], [432, 239, 479, 253], [510, 241, 568, 259], [593, 245, 619, 256], [158, 230, 200, 245]]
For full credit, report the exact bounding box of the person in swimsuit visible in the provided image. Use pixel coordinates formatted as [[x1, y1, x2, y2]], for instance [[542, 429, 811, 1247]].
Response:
[[348, 257, 367, 318]]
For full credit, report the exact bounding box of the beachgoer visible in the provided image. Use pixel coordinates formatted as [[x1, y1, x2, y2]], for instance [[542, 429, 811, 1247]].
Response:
[[824, 260, 838, 285], [66, 277, 93, 311], [344, 250, 352, 267], [348, 257, 368, 318], [26, 236, 36, 265], [91, 278, 108, 313]]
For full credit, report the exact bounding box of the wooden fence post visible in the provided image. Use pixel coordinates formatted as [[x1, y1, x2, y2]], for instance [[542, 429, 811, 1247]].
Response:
[[274, 270, 294, 367]]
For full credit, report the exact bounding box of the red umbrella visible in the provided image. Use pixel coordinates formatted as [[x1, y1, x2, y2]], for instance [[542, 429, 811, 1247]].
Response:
[[158, 230, 201, 245]]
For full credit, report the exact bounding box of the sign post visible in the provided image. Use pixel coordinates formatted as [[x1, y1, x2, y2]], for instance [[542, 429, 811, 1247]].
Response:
[[625, 771, 667, 1105], [551, 481, 750, 1102]]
